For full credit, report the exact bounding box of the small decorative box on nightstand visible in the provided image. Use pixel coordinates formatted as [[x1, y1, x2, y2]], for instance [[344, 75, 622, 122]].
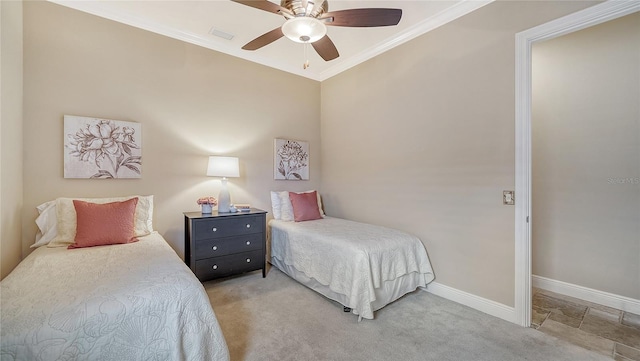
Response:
[[184, 208, 267, 282]]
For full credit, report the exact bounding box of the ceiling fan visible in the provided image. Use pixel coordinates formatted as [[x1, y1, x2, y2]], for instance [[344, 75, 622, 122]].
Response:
[[231, 0, 402, 62]]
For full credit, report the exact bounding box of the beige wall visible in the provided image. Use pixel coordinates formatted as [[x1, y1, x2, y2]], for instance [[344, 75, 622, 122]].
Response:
[[532, 13, 640, 299], [10, 0, 615, 309], [320, 1, 598, 306], [22, 1, 320, 257], [1, 0, 24, 280]]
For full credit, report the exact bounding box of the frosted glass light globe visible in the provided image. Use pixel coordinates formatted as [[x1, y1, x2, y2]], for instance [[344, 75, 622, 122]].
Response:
[[282, 17, 327, 43]]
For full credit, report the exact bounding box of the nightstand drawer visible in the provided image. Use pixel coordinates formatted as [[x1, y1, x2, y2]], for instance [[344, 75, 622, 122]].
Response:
[[193, 216, 262, 240], [195, 250, 264, 280], [195, 233, 263, 260]]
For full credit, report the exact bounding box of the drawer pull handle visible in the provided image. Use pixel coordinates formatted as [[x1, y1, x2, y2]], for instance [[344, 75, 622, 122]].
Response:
[[212, 265, 218, 270], [246, 241, 251, 246], [246, 224, 251, 228], [212, 227, 217, 232], [212, 246, 218, 251], [246, 258, 251, 263]]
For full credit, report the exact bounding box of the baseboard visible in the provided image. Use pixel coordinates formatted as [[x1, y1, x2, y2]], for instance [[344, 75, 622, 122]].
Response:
[[423, 282, 517, 324], [532, 275, 640, 314]]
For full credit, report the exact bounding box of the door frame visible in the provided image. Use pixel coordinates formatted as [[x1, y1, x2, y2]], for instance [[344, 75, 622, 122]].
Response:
[[514, 0, 640, 327]]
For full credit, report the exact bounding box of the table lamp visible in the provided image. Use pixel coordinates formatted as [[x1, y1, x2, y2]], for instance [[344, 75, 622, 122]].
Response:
[[207, 156, 239, 213]]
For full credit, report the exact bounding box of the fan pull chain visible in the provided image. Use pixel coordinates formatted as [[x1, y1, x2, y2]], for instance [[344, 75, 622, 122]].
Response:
[[303, 42, 310, 70]]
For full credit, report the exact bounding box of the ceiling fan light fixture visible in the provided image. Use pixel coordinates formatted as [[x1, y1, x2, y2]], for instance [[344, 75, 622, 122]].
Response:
[[281, 17, 327, 43]]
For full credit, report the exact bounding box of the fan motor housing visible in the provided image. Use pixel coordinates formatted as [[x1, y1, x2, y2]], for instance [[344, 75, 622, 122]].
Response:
[[281, 0, 328, 18]]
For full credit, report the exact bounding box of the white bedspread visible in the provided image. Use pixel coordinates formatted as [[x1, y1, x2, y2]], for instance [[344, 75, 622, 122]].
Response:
[[1, 232, 230, 361], [270, 217, 435, 319]]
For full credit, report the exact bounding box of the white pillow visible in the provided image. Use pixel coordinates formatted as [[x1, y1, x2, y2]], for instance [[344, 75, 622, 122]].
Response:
[[32, 201, 58, 248], [279, 192, 295, 222], [316, 193, 325, 217], [271, 190, 324, 221], [270, 191, 284, 220], [47, 195, 154, 248]]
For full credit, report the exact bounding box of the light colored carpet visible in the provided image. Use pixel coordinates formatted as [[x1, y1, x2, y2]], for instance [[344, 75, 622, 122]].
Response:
[[205, 267, 610, 361]]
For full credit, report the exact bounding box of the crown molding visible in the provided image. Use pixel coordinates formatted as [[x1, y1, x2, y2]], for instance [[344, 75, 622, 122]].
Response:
[[317, 0, 494, 81], [48, 0, 493, 82], [48, 0, 323, 81]]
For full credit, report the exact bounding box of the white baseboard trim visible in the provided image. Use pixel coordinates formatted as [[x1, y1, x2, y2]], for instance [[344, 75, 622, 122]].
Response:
[[423, 282, 517, 324], [532, 275, 640, 315]]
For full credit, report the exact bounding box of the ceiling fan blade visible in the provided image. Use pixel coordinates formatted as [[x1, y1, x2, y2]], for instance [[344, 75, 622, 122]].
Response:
[[231, 0, 285, 15], [242, 27, 284, 50], [312, 35, 339, 61], [321, 8, 402, 27]]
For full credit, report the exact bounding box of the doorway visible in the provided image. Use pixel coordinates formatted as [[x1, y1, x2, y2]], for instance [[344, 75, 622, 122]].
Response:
[[514, 1, 640, 327]]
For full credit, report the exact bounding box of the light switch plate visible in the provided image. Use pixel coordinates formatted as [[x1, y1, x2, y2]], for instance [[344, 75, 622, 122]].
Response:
[[503, 191, 515, 205]]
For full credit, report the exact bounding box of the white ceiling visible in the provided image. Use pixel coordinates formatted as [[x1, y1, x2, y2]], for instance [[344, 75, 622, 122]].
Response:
[[49, 0, 493, 81]]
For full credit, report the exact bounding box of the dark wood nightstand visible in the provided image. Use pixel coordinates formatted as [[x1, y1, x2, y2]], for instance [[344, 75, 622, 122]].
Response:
[[184, 209, 267, 282]]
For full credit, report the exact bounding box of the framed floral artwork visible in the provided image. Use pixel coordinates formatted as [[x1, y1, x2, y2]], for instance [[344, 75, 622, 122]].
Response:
[[64, 115, 142, 179], [274, 138, 309, 180]]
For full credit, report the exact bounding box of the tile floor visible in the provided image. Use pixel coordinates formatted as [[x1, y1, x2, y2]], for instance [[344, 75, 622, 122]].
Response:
[[531, 288, 640, 360]]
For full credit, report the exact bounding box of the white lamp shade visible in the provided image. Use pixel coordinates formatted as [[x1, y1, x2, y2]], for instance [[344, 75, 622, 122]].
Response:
[[207, 156, 239, 178]]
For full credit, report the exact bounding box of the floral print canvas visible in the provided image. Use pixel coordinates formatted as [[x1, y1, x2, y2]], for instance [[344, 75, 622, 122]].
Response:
[[64, 115, 142, 179], [274, 139, 309, 180]]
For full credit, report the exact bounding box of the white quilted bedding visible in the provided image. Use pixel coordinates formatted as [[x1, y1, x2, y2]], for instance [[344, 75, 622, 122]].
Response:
[[0, 232, 230, 361], [270, 217, 435, 320]]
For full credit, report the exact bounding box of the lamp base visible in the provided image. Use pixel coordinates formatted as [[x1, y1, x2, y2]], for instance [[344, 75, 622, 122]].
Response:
[[218, 178, 231, 212]]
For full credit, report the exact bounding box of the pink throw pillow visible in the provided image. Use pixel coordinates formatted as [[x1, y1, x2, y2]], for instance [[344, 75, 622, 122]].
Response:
[[289, 191, 322, 222], [68, 198, 139, 249]]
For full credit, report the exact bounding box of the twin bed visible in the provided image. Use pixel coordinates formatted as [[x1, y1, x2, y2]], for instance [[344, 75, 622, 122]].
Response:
[[0, 196, 230, 361], [1, 191, 434, 359], [269, 190, 435, 320], [270, 217, 434, 320]]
